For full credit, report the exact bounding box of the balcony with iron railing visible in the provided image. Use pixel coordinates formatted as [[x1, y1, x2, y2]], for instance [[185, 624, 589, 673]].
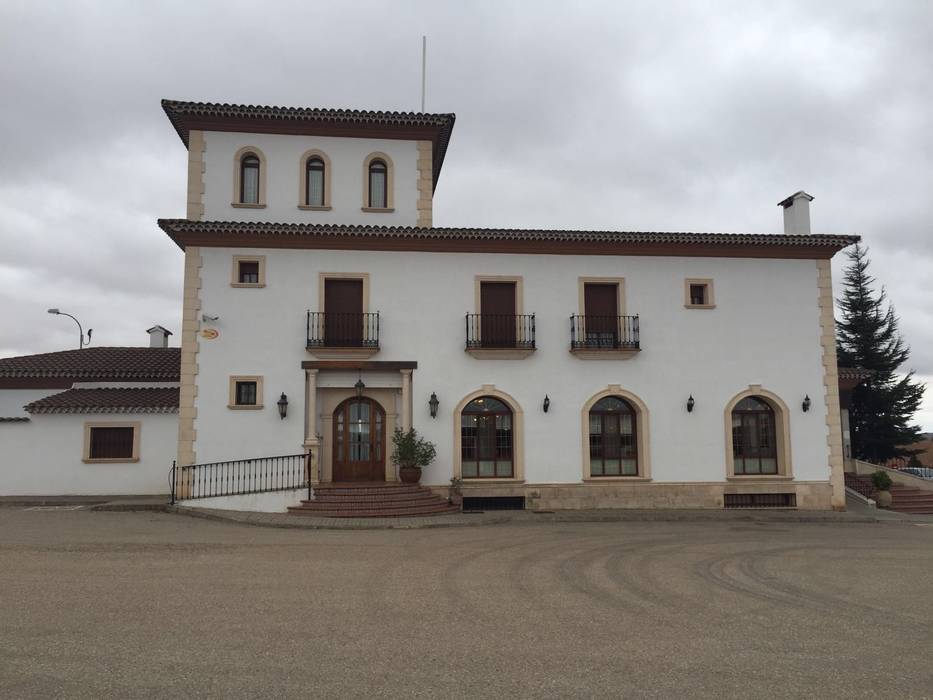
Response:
[[570, 314, 640, 359], [306, 311, 380, 359], [465, 313, 536, 359]]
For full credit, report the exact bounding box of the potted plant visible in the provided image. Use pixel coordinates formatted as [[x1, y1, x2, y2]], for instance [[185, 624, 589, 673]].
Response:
[[391, 427, 437, 484], [871, 470, 893, 508], [449, 476, 464, 507]]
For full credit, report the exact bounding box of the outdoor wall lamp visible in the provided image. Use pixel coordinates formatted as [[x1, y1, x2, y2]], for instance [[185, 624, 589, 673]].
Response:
[[802, 395, 811, 412], [47, 308, 92, 349], [428, 392, 439, 418], [354, 378, 365, 398], [277, 393, 288, 420], [686, 395, 695, 413], [543, 395, 551, 413]]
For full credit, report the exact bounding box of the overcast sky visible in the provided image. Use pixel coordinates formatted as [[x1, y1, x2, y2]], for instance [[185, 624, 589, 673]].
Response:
[[1, 0, 930, 428]]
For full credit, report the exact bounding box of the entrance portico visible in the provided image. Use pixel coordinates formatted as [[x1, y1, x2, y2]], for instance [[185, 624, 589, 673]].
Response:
[[301, 361, 415, 483]]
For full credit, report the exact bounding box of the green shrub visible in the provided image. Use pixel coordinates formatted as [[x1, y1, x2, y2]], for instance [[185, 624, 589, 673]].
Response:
[[391, 428, 437, 469], [871, 470, 893, 491]]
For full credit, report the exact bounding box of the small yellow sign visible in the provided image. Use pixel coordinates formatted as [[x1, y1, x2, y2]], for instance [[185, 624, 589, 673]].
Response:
[[201, 328, 219, 340]]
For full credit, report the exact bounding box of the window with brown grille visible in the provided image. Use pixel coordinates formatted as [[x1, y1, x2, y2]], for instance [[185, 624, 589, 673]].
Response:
[[238, 260, 260, 284], [724, 493, 796, 509], [88, 427, 135, 460]]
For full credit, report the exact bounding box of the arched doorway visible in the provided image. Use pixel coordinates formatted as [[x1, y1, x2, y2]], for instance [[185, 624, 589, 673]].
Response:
[[332, 396, 386, 482]]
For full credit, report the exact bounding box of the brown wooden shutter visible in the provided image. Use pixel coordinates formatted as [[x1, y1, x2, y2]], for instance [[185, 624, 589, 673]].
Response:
[[324, 279, 364, 346], [584, 283, 618, 344], [480, 282, 516, 347]]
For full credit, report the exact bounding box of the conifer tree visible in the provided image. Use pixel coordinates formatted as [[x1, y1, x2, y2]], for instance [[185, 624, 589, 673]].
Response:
[[836, 244, 925, 462]]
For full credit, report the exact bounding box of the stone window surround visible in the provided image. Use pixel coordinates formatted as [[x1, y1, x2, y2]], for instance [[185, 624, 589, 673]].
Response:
[[231, 146, 268, 208], [298, 149, 333, 211], [361, 152, 395, 213], [308, 273, 375, 360], [228, 375, 264, 410], [580, 386, 652, 482], [684, 278, 716, 309], [230, 255, 266, 288], [452, 385, 525, 483], [83, 421, 141, 464], [468, 275, 531, 360], [723, 385, 794, 480]]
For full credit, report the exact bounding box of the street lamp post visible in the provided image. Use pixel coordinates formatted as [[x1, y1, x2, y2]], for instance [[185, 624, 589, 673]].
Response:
[[47, 309, 92, 349]]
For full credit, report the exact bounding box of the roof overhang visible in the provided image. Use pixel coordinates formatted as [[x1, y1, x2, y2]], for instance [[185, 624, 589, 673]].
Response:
[[158, 220, 860, 260], [162, 99, 455, 192]]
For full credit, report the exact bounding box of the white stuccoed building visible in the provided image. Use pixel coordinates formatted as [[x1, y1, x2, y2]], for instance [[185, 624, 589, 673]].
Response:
[[157, 99, 857, 513]]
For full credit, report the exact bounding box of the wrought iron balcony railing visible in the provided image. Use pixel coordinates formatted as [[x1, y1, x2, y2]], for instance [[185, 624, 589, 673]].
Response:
[[465, 313, 536, 350], [570, 314, 640, 350], [307, 311, 380, 349]]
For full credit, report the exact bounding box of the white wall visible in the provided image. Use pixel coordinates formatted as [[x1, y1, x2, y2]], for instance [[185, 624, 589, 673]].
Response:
[[0, 413, 176, 495], [191, 247, 831, 487], [189, 487, 305, 513], [0, 389, 59, 417], [201, 131, 421, 226]]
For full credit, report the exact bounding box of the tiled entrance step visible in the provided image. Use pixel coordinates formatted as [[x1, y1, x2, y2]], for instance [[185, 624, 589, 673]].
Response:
[[846, 473, 933, 514], [287, 482, 460, 518]]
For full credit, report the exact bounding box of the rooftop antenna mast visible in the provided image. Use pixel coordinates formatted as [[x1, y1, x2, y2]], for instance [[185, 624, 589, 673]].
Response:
[[421, 35, 427, 112]]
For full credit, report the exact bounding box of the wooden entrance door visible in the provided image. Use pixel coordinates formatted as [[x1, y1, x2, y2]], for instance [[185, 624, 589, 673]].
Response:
[[332, 397, 385, 482], [480, 281, 516, 347], [324, 279, 363, 347], [584, 283, 619, 347]]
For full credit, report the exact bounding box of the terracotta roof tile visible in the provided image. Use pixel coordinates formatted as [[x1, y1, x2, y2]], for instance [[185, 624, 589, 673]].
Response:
[[24, 388, 179, 414], [0, 347, 179, 380], [838, 367, 875, 381], [158, 219, 860, 254]]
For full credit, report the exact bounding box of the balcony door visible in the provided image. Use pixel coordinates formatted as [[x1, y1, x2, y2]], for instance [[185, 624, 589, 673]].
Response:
[[324, 278, 363, 347], [333, 397, 385, 482], [480, 281, 516, 347], [584, 283, 618, 347]]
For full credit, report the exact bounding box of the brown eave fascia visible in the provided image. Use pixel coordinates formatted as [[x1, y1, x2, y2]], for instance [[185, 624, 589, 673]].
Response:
[[157, 220, 860, 260]]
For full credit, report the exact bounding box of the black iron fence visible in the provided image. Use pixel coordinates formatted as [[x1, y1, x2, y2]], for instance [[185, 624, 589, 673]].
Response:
[[170, 453, 309, 503], [465, 313, 536, 350], [307, 311, 380, 349], [570, 314, 640, 350]]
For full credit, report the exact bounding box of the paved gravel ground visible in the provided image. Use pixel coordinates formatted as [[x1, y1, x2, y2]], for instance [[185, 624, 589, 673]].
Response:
[[1, 509, 932, 699]]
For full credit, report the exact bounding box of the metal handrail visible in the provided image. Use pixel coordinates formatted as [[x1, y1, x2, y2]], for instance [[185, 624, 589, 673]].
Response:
[[465, 313, 536, 349], [171, 453, 308, 501], [307, 311, 379, 349], [570, 314, 640, 350]]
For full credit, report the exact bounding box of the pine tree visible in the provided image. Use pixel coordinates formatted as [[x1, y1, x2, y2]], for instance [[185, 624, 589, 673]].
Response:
[[836, 244, 926, 462]]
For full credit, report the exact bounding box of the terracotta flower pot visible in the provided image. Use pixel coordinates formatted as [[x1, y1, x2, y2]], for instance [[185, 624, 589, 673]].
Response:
[[399, 465, 422, 484], [874, 489, 893, 508]]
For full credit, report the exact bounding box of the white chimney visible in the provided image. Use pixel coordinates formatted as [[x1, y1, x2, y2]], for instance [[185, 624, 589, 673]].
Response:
[[777, 191, 814, 235], [146, 325, 173, 348]]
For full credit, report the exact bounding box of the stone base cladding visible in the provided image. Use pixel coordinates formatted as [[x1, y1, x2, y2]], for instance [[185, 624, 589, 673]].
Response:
[[428, 481, 834, 511]]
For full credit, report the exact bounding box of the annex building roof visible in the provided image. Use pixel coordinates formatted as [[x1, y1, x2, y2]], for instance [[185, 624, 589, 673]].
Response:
[[24, 387, 179, 414]]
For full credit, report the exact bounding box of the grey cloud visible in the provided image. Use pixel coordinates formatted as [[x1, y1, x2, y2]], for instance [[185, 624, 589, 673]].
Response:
[[1, 0, 930, 426]]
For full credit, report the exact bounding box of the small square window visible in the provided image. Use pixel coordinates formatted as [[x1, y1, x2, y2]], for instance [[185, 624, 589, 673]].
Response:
[[231, 256, 265, 287], [229, 376, 263, 409], [235, 381, 257, 406], [238, 261, 260, 284], [685, 279, 715, 308]]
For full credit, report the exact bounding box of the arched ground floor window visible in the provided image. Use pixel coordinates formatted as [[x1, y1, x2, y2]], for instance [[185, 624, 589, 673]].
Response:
[[453, 385, 524, 481], [581, 385, 651, 480], [724, 387, 793, 478]]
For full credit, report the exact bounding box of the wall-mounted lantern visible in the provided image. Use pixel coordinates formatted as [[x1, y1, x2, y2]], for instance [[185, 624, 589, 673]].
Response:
[[277, 393, 288, 420], [686, 395, 695, 413], [802, 394, 811, 412], [429, 392, 439, 419], [355, 378, 365, 398], [543, 395, 551, 413]]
